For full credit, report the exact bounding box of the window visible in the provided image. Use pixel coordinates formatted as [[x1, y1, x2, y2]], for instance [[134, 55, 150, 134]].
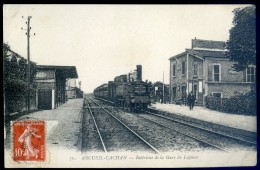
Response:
[[213, 64, 220, 82], [173, 64, 176, 76], [194, 63, 198, 75], [212, 92, 221, 98], [182, 61, 185, 74], [246, 66, 255, 82]]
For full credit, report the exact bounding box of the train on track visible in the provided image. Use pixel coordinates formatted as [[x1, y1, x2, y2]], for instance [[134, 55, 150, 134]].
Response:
[[93, 65, 152, 112]]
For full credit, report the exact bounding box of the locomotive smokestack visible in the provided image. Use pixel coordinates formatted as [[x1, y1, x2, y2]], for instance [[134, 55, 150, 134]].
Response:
[[136, 65, 142, 82]]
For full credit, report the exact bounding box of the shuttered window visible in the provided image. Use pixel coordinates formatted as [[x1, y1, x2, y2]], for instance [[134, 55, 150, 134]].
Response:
[[182, 61, 185, 74], [173, 64, 176, 76], [194, 63, 198, 75], [213, 64, 221, 82], [246, 66, 255, 82], [208, 65, 212, 81]]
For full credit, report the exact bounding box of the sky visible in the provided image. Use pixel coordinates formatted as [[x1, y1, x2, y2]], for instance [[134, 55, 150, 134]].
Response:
[[3, 5, 249, 93]]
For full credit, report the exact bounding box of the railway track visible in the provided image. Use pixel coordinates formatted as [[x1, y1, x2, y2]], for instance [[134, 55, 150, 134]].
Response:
[[138, 113, 256, 152], [92, 98, 223, 152], [82, 97, 160, 153], [94, 97, 256, 152], [146, 108, 257, 145], [81, 98, 104, 152], [84, 98, 107, 152]]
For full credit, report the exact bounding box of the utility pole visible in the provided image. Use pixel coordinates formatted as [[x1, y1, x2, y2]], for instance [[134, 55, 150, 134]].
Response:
[[79, 81, 81, 90], [27, 16, 31, 113], [22, 16, 35, 113], [163, 71, 165, 104]]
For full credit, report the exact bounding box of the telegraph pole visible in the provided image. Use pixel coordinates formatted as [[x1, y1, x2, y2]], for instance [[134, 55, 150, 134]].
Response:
[[27, 16, 31, 112], [163, 71, 165, 104], [22, 16, 35, 113], [79, 81, 81, 90]]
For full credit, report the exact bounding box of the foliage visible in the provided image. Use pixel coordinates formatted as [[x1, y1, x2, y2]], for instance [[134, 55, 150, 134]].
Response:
[[3, 43, 37, 114], [205, 90, 256, 116], [226, 6, 256, 71], [205, 96, 222, 111]]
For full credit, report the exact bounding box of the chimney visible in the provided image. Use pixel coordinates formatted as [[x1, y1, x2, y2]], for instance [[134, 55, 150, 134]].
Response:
[[136, 65, 142, 82], [192, 37, 197, 49]]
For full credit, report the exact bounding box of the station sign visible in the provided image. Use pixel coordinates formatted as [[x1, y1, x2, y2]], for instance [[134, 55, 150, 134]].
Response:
[[228, 69, 239, 75], [36, 70, 55, 79], [36, 72, 47, 78]]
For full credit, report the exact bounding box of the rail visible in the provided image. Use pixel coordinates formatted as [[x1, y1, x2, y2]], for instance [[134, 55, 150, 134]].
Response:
[[89, 97, 160, 154], [85, 98, 107, 152], [145, 110, 256, 145]]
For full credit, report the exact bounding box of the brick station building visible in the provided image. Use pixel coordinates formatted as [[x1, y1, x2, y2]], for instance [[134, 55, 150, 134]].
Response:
[[35, 65, 78, 110], [169, 38, 255, 106]]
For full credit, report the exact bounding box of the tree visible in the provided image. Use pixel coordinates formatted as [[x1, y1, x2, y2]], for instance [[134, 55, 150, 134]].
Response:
[[226, 6, 256, 71], [3, 43, 37, 113]]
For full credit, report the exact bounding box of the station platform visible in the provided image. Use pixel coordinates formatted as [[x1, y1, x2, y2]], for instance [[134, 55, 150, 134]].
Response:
[[5, 98, 84, 150], [149, 103, 256, 132]]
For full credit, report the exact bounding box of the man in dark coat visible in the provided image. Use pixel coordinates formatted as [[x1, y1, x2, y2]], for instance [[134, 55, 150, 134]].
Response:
[[187, 91, 195, 110]]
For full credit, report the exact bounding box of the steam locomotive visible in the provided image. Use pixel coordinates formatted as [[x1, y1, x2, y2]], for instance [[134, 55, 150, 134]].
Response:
[[93, 65, 151, 112]]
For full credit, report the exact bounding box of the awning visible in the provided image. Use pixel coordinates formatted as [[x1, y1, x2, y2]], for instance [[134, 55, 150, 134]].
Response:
[[36, 65, 78, 79]]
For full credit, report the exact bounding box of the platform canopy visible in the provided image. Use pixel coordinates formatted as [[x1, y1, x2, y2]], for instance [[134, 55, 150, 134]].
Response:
[[36, 65, 78, 79]]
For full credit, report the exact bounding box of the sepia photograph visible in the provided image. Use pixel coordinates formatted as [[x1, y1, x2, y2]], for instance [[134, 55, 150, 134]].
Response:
[[3, 4, 256, 168]]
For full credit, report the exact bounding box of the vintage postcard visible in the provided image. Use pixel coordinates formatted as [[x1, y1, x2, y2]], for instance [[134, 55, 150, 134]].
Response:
[[4, 4, 256, 168]]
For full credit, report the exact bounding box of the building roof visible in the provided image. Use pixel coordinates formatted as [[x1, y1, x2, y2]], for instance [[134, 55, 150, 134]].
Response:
[[193, 50, 226, 58], [169, 49, 226, 60], [192, 38, 226, 50], [36, 65, 78, 79], [169, 39, 227, 61]]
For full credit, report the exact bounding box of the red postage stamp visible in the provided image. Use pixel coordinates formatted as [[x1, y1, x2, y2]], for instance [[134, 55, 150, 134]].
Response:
[[12, 121, 45, 161]]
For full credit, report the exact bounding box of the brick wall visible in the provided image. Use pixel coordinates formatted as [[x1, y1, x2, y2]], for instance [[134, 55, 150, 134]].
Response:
[[207, 83, 252, 98], [206, 58, 244, 83]]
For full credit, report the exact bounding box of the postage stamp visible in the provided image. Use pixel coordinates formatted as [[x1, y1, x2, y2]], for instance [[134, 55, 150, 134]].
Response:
[[12, 121, 45, 161]]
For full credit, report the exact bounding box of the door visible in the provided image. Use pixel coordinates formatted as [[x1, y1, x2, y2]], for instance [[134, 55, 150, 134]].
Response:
[[172, 87, 177, 101], [38, 89, 52, 110], [193, 84, 197, 100], [181, 86, 186, 100]]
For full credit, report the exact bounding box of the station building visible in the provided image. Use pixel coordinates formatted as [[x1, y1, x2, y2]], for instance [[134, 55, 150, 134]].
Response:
[[169, 38, 255, 106], [66, 79, 83, 99], [35, 65, 78, 110], [66, 79, 77, 99]]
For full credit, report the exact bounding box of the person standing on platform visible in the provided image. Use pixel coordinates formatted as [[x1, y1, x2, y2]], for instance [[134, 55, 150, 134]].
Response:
[[187, 91, 195, 110]]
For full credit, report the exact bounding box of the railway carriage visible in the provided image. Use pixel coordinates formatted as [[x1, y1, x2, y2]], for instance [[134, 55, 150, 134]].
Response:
[[94, 65, 151, 112], [94, 83, 109, 99]]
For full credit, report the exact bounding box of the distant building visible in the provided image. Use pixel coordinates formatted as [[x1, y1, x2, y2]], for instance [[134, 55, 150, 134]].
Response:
[[35, 65, 78, 110], [150, 82, 169, 103], [169, 38, 255, 106], [66, 79, 83, 99], [66, 79, 77, 99]]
